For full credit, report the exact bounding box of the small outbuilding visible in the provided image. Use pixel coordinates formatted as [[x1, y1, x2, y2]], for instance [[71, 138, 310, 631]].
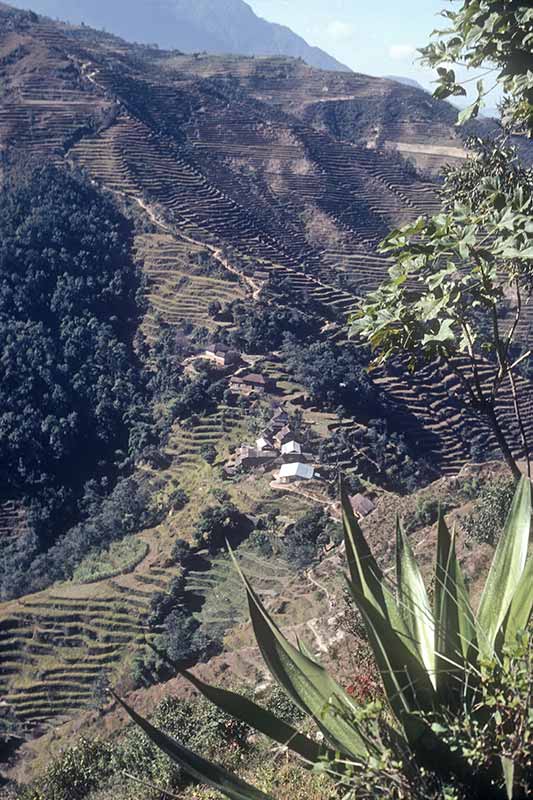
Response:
[[236, 446, 277, 469], [350, 494, 375, 518], [229, 373, 275, 395], [205, 343, 240, 367], [270, 407, 289, 429], [274, 425, 293, 448]]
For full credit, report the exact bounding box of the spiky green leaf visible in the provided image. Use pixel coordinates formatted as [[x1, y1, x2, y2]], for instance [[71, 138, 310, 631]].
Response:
[[230, 548, 372, 761], [181, 669, 326, 765], [434, 514, 478, 706], [502, 556, 533, 647], [501, 755, 515, 800], [396, 519, 436, 686], [348, 584, 436, 720], [477, 477, 531, 658], [113, 694, 273, 800], [341, 484, 418, 659]]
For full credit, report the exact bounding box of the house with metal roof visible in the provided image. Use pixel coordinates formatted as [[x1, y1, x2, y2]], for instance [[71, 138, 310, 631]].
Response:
[[280, 441, 303, 462], [278, 463, 314, 483]]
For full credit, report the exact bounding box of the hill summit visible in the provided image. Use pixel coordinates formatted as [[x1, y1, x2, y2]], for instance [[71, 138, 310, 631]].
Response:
[[5, 0, 351, 71]]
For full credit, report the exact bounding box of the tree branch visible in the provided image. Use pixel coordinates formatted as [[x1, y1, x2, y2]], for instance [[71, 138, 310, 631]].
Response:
[[508, 369, 531, 478]]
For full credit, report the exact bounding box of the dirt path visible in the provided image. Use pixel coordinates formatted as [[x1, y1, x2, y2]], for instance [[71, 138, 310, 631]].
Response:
[[135, 197, 263, 300]]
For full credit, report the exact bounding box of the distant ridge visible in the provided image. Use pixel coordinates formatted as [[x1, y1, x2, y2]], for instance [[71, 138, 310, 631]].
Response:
[[385, 75, 427, 91], [5, 0, 351, 71]]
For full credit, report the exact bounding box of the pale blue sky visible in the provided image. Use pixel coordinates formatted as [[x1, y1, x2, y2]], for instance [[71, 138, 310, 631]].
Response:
[[249, 0, 482, 101]]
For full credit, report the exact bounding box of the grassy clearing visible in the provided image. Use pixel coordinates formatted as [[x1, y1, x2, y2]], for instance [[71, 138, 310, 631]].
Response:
[[72, 538, 150, 584]]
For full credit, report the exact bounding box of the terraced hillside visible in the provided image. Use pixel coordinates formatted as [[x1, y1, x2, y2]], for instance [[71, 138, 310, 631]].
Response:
[[1, 2, 533, 744], [1, 3, 532, 491], [134, 232, 246, 340]]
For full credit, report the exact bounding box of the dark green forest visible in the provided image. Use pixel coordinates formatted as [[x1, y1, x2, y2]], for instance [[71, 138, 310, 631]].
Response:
[[0, 166, 148, 594]]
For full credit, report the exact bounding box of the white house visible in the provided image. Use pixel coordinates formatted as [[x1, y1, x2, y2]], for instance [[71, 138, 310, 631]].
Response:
[[256, 436, 272, 451], [281, 441, 301, 456], [279, 463, 314, 483], [280, 441, 303, 463]]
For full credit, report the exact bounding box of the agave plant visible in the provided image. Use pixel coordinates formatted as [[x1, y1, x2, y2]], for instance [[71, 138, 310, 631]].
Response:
[[116, 477, 533, 800]]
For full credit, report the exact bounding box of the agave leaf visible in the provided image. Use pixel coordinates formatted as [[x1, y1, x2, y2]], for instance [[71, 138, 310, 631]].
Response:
[[477, 477, 531, 658], [501, 755, 515, 800], [434, 515, 477, 705], [181, 669, 326, 765], [113, 693, 273, 800], [229, 548, 372, 761], [348, 583, 436, 720], [297, 637, 322, 666], [341, 480, 386, 608], [341, 484, 418, 658], [502, 556, 533, 647], [396, 519, 436, 686]]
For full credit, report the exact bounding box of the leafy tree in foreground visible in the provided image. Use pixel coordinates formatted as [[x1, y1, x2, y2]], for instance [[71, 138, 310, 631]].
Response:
[[350, 141, 533, 479], [117, 478, 533, 800], [422, 0, 533, 131]]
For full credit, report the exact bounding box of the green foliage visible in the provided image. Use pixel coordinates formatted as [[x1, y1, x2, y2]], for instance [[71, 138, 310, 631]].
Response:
[[0, 166, 146, 544], [115, 695, 250, 799], [462, 478, 515, 545], [122, 479, 533, 800], [350, 141, 533, 477], [4, 475, 159, 598], [263, 684, 306, 727], [168, 485, 189, 512], [193, 501, 245, 554], [223, 300, 320, 354], [282, 337, 378, 416], [421, 1, 533, 132], [170, 537, 192, 565], [19, 696, 251, 800], [200, 443, 218, 464], [149, 326, 226, 421], [405, 496, 450, 533], [440, 139, 533, 211], [319, 420, 435, 493], [281, 508, 342, 569], [19, 738, 115, 800]]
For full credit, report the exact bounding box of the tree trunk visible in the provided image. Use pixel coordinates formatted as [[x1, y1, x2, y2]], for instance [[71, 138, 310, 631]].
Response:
[[483, 404, 522, 481], [507, 370, 531, 478]]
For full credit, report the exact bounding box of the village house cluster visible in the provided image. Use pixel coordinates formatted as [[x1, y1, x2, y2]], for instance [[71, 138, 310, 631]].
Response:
[[226, 406, 316, 483]]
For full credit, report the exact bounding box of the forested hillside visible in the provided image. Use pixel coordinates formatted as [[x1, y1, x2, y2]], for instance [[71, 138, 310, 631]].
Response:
[[0, 167, 149, 593]]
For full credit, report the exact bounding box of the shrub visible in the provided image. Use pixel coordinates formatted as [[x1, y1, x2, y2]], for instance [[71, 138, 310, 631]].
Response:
[[222, 301, 320, 353], [193, 501, 244, 554], [200, 443, 218, 464], [170, 538, 192, 565], [405, 496, 450, 533], [168, 486, 189, 512], [281, 508, 341, 569], [115, 695, 249, 797], [462, 479, 515, 545], [19, 738, 115, 800], [282, 337, 377, 417]]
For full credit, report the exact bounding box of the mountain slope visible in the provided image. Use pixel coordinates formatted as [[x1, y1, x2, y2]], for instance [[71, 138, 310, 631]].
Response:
[[5, 0, 350, 71], [1, 3, 533, 741]]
